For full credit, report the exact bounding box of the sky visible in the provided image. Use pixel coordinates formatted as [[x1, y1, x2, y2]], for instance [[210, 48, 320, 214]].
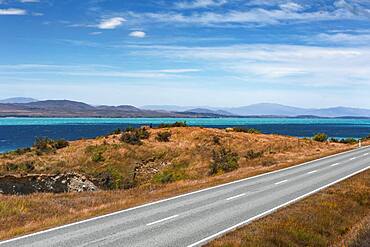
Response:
[[0, 0, 370, 108]]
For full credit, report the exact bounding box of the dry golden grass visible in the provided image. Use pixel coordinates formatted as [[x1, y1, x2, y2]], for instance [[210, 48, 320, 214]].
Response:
[[0, 127, 365, 240], [207, 170, 370, 247]]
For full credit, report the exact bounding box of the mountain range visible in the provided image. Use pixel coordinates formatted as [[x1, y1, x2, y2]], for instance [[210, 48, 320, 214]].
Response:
[[0, 98, 369, 118]]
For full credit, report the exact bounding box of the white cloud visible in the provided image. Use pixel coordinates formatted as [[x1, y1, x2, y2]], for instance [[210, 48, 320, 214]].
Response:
[[175, 0, 228, 9], [130, 7, 357, 26], [0, 64, 201, 79], [314, 33, 370, 45], [279, 2, 304, 12], [130, 44, 370, 87], [129, 31, 146, 38], [97, 17, 126, 29], [0, 8, 26, 15]]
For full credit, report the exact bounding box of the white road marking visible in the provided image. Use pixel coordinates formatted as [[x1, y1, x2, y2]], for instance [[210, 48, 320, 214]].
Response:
[[226, 193, 246, 201], [363, 153, 369, 156], [331, 162, 340, 167], [307, 170, 318, 175], [350, 157, 357, 161], [187, 166, 370, 247], [274, 180, 288, 185], [146, 215, 179, 226]]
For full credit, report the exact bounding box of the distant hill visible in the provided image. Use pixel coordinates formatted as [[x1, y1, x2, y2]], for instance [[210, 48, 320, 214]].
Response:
[[1, 100, 370, 118], [0, 97, 38, 104], [0, 100, 227, 118], [144, 103, 370, 118], [184, 108, 234, 116]]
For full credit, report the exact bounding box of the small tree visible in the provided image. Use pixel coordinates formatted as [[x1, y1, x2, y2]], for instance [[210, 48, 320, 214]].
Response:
[[313, 133, 328, 142], [209, 147, 239, 175]]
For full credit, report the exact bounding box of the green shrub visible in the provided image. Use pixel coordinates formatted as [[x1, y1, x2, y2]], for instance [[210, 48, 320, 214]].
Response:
[[9, 148, 32, 155], [121, 127, 150, 145], [97, 168, 123, 189], [233, 127, 262, 134], [157, 121, 187, 128], [154, 162, 189, 184], [52, 139, 69, 149], [245, 150, 264, 159], [85, 145, 107, 162], [329, 138, 339, 143], [33, 137, 69, 153], [339, 138, 357, 144], [156, 131, 171, 142], [209, 147, 239, 175], [6, 161, 35, 172], [313, 133, 328, 142]]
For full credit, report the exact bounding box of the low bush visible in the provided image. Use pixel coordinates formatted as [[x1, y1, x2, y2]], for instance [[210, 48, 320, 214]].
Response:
[[33, 137, 69, 154], [212, 136, 221, 145], [339, 138, 357, 144], [245, 150, 264, 159], [209, 147, 239, 175], [9, 148, 32, 155], [156, 131, 171, 142], [85, 145, 107, 163], [233, 127, 262, 134], [97, 168, 123, 190], [120, 127, 150, 145], [361, 134, 370, 141], [157, 121, 187, 128], [313, 133, 328, 142], [154, 162, 189, 184], [6, 161, 35, 172], [111, 128, 122, 135]]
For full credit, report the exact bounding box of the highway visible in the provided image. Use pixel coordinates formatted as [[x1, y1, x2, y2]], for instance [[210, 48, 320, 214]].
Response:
[[1, 146, 369, 247]]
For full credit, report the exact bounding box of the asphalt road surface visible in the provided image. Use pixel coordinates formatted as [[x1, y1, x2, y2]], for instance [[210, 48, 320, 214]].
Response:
[[1, 146, 369, 247]]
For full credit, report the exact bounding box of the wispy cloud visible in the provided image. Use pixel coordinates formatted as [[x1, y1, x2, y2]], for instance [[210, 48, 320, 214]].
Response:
[[175, 0, 228, 9], [18, 0, 40, 3], [314, 32, 370, 45], [0, 8, 26, 15], [0, 64, 201, 79], [97, 17, 126, 29], [129, 44, 370, 87]]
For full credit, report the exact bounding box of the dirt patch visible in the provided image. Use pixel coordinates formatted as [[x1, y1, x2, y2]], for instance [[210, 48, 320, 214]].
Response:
[[0, 173, 98, 195]]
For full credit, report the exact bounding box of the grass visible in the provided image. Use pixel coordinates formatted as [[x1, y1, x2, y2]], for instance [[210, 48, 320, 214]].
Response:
[[0, 127, 366, 240], [206, 170, 370, 247]]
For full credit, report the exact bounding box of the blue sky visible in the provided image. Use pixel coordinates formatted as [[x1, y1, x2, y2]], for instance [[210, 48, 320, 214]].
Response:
[[1, 0, 370, 107]]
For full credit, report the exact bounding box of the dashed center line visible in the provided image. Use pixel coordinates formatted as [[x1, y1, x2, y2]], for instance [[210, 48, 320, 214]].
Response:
[[307, 170, 318, 175], [146, 215, 179, 226], [331, 162, 340, 167], [275, 179, 288, 185], [226, 193, 246, 201], [349, 157, 357, 161], [363, 153, 369, 156]]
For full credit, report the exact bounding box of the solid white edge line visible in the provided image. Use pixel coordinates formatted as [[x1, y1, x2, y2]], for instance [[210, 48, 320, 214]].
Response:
[[307, 170, 318, 174], [0, 145, 368, 245], [330, 163, 340, 167], [187, 165, 370, 247], [226, 193, 246, 201], [146, 215, 179, 226], [274, 179, 288, 185]]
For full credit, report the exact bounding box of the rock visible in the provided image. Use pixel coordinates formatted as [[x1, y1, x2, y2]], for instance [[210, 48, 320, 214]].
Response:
[[0, 173, 98, 195]]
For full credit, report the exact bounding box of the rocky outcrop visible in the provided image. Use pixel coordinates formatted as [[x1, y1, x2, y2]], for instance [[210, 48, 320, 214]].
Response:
[[0, 173, 98, 195]]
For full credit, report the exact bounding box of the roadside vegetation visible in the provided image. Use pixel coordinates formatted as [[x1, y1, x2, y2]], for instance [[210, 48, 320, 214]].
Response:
[[0, 126, 367, 240], [207, 170, 370, 247]]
